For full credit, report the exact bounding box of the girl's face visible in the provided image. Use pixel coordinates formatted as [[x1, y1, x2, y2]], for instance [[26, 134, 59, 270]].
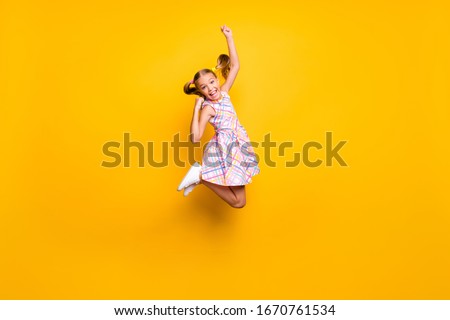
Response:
[[196, 73, 221, 101]]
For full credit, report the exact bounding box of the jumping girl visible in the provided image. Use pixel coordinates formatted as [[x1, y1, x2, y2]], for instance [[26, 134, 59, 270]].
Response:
[[177, 25, 260, 209]]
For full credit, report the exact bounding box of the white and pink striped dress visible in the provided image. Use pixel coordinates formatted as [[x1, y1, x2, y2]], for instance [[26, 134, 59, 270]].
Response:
[[200, 91, 260, 186]]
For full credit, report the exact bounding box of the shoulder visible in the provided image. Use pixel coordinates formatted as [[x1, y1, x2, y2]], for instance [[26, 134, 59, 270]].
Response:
[[220, 90, 230, 98], [201, 103, 217, 116]]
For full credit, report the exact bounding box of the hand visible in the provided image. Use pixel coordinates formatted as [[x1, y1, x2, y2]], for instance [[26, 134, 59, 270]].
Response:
[[195, 97, 204, 109], [220, 25, 233, 38]]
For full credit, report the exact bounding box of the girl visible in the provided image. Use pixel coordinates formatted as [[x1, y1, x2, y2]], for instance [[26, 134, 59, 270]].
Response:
[[177, 25, 260, 209]]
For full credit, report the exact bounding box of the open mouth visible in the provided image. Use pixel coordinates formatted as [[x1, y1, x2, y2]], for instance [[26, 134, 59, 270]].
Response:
[[210, 90, 219, 98]]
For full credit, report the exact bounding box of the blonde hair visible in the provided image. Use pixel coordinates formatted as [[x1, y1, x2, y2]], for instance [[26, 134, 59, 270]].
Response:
[[183, 54, 231, 97], [215, 54, 231, 80]]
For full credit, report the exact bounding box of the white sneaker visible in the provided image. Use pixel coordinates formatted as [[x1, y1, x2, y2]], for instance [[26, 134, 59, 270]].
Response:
[[177, 162, 201, 191], [183, 182, 199, 196]]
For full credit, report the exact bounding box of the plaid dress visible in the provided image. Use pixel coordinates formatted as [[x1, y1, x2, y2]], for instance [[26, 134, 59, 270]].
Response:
[[200, 91, 260, 186]]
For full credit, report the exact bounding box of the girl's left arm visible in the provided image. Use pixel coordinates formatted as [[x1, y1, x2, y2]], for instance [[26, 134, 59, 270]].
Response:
[[220, 25, 240, 93]]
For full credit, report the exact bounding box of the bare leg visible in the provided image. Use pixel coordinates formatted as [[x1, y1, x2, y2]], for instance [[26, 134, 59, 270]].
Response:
[[200, 179, 246, 208]]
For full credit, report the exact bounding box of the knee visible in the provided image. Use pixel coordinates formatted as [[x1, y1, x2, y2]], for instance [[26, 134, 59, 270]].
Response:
[[230, 198, 246, 209]]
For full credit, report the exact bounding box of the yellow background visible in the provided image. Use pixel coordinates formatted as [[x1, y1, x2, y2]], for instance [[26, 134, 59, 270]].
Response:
[[1, 0, 449, 299]]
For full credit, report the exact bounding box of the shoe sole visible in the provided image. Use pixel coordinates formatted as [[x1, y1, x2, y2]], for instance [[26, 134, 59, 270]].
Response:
[[183, 182, 199, 196], [177, 163, 200, 191]]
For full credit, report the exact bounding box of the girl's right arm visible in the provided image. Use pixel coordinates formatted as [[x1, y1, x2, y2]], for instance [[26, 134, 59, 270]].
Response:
[[190, 98, 216, 143]]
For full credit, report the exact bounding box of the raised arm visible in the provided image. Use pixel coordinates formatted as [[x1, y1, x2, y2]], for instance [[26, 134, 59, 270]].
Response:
[[220, 25, 240, 93]]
